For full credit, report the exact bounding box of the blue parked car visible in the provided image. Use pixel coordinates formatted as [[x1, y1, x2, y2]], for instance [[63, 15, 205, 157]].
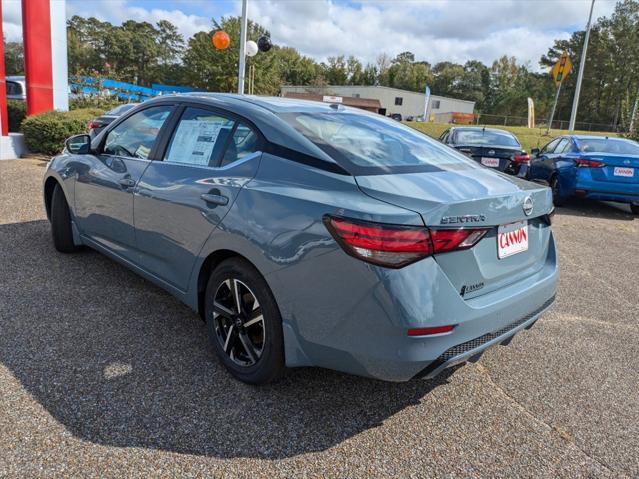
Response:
[[529, 135, 639, 213], [43, 94, 557, 384]]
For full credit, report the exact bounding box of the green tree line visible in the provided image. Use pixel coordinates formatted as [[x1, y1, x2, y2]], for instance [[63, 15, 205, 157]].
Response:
[[3, 0, 639, 129]]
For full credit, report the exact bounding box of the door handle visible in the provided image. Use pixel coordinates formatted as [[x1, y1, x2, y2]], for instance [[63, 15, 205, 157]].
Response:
[[119, 178, 136, 188], [200, 193, 229, 206]]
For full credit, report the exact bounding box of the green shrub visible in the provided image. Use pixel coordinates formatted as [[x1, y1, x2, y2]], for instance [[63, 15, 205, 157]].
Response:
[[22, 108, 104, 155], [7, 100, 26, 132]]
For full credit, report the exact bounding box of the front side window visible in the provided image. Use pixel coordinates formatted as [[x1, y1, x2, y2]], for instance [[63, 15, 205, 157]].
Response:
[[104, 106, 173, 159], [164, 108, 235, 166], [278, 111, 479, 175]]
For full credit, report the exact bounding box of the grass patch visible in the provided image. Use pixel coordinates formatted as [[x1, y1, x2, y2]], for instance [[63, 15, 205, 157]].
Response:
[[405, 122, 619, 153]]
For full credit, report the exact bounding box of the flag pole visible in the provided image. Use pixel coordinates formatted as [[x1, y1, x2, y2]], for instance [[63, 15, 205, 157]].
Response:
[[238, 0, 248, 95]]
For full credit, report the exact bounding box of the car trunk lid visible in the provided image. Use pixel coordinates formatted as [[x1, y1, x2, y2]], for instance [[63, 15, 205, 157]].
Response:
[[455, 145, 522, 169], [579, 153, 639, 184], [355, 168, 553, 299]]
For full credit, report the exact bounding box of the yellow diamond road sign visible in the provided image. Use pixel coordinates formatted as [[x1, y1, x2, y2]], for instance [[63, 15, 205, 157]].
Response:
[[551, 52, 572, 87]]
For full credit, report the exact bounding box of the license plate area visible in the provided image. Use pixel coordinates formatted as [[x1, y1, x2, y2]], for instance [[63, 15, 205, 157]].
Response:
[[613, 167, 634, 177], [481, 157, 500, 168], [497, 221, 528, 259]]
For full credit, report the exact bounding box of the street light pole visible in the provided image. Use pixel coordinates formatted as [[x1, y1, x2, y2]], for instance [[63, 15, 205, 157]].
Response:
[[237, 0, 248, 95], [568, 0, 595, 131]]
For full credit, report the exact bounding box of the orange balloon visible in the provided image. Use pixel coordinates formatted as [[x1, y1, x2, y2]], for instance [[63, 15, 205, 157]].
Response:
[[212, 31, 231, 50]]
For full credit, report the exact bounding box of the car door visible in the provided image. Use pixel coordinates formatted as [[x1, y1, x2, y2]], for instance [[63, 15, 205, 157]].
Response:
[[74, 104, 175, 258], [530, 137, 562, 181], [134, 105, 263, 291]]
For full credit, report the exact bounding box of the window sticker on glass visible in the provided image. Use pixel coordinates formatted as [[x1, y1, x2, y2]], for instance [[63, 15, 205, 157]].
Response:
[[167, 120, 224, 166]]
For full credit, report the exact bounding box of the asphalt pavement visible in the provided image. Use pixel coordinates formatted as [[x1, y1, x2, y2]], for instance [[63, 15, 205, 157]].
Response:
[[1, 158, 637, 478]]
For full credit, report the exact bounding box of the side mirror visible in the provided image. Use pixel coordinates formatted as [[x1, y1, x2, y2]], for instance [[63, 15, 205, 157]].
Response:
[[65, 134, 92, 155], [530, 148, 540, 157]]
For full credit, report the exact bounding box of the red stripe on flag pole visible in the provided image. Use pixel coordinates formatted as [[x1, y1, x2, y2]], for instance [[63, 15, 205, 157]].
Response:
[[0, 0, 9, 136], [22, 0, 54, 116]]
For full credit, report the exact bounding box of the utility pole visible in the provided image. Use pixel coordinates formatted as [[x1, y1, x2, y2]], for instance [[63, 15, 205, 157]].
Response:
[[629, 90, 639, 135], [237, 0, 248, 95], [568, 0, 595, 131]]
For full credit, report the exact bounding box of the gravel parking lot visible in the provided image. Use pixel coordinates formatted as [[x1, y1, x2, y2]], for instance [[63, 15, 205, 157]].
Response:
[[1, 158, 638, 478]]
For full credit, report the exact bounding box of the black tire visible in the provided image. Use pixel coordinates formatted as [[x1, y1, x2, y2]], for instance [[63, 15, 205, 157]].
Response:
[[631, 203, 639, 215], [550, 175, 564, 207], [51, 184, 80, 253], [204, 258, 285, 384]]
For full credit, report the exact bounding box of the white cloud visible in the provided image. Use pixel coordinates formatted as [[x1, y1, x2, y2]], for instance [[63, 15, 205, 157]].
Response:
[[248, 0, 617, 70], [2, 0, 618, 71]]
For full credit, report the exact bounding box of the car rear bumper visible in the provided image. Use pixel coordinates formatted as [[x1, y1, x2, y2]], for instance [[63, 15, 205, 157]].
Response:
[[575, 170, 639, 203], [273, 228, 559, 382], [575, 188, 639, 203], [414, 295, 554, 379]]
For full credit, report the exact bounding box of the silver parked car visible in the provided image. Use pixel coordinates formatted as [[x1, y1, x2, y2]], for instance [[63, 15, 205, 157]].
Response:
[[6, 75, 26, 101], [44, 94, 557, 384]]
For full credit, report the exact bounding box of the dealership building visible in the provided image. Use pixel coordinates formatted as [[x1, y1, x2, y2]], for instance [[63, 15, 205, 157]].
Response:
[[280, 85, 475, 120]]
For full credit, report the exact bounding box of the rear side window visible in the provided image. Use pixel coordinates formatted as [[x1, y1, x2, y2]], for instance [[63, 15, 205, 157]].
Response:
[[104, 105, 173, 159], [6, 81, 22, 96], [541, 138, 561, 154], [278, 111, 477, 175], [220, 123, 260, 167], [164, 108, 234, 166], [554, 138, 570, 153]]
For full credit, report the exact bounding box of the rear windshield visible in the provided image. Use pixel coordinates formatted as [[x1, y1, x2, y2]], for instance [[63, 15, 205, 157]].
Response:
[[454, 129, 520, 147], [106, 103, 138, 116], [278, 111, 478, 175], [576, 138, 639, 155]]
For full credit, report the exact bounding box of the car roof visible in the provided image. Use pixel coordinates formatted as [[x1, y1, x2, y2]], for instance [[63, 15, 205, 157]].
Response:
[[178, 92, 369, 115], [570, 134, 624, 141], [142, 93, 351, 170], [451, 126, 515, 135]]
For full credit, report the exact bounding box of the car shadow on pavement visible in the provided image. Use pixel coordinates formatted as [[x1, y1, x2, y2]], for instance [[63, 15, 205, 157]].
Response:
[[0, 220, 452, 459], [556, 198, 636, 221]]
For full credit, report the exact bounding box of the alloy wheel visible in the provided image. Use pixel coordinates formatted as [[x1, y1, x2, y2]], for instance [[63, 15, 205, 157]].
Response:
[[212, 278, 265, 367]]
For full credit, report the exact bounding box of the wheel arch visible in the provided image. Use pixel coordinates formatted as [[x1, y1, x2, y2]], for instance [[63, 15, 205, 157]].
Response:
[[43, 176, 61, 221], [196, 249, 259, 320]]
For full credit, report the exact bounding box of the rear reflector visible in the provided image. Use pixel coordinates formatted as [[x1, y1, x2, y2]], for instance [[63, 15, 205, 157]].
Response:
[[324, 215, 489, 268], [542, 207, 555, 225], [575, 158, 604, 168], [408, 325, 455, 336]]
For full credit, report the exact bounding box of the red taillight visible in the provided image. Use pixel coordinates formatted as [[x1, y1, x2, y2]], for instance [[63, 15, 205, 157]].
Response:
[[458, 148, 473, 157], [88, 120, 101, 129], [513, 153, 531, 163], [574, 158, 604, 168], [324, 215, 489, 268], [430, 228, 488, 253], [408, 325, 455, 336]]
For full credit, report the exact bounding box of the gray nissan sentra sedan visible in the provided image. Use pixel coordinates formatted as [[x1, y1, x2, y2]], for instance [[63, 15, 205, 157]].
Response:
[[43, 94, 557, 384]]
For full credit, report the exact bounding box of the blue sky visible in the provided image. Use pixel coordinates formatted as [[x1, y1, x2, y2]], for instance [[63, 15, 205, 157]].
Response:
[[2, 0, 618, 70]]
